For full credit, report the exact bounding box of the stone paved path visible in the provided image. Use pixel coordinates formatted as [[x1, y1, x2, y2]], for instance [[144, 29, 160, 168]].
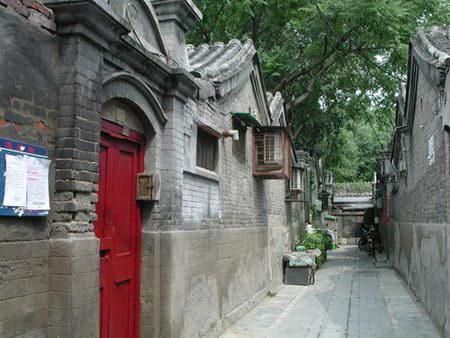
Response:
[[221, 246, 440, 338]]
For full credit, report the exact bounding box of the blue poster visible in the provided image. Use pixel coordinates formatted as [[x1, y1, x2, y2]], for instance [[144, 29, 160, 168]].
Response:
[[0, 138, 50, 217]]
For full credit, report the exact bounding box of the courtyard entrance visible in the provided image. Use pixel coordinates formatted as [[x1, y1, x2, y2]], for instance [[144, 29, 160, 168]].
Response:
[[95, 120, 145, 338], [221, 246, 440, 338]]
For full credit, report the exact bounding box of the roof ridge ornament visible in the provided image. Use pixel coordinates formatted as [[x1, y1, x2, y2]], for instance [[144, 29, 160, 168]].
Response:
[[416, 27, 450, 68]]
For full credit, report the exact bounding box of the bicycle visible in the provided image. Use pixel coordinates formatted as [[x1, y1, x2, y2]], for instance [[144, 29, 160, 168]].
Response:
[[358, 225, 383, 261]]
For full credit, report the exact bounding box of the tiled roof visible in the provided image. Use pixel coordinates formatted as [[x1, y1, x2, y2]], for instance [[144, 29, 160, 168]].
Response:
[[186, 39, 256, 98], [414, 26, 450, 69], [187, 38, 289, 129]]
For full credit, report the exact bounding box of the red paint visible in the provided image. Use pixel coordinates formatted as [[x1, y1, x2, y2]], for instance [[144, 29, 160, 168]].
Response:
[[34, 120, 50, 131], [95, 119, 144, 338]]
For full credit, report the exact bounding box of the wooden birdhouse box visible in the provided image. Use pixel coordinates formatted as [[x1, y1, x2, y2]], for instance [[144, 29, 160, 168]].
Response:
[[252, 127, 292, 179]]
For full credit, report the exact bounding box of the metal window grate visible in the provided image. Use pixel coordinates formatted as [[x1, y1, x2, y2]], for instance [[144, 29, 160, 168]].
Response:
[[255, 133, 281, 165]]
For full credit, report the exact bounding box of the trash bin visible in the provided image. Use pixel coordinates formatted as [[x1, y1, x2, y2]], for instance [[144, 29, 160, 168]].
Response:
[[283, 252, 316, 286]]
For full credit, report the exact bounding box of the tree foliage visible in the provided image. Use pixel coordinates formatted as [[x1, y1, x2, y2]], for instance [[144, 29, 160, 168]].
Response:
[[188, 0, 449, 182]]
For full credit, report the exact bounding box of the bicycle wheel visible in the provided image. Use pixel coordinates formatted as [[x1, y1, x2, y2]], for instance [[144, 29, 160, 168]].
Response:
[[358, 238, 365, 251], [365, 238, 375, 258], [376, 243, 384, 254]]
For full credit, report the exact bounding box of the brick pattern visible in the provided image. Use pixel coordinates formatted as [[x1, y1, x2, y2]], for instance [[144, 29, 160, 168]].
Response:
[[158, 97, 187, 229], [392, 68, 448, 224], [0, 6, 58, 337], [177, 78, 290, 336], [183, 172, 221, 225], [389, 63, 450, 335], [0, 0, 55, 32], [0, 3, 292, 338], [53, 37, 103, 235], [267, 179, 290, 290], [181, 89, 269, 230]]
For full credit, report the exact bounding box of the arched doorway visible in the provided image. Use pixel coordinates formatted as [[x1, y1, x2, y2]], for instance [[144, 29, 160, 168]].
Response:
[[95, 100, 146, 338], [97, 73, 167, 337]]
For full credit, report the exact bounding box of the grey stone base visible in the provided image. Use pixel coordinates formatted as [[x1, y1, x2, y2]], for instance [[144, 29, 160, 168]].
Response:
[[0, 240, 49, 337], [48, 236, 99, 338], [390, 222, 449, 337], [141, 227, 272, 338]]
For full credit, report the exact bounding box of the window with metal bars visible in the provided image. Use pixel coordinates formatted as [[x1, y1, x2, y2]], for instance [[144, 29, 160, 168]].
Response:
[[255, 133, 281, 165], [253, 127, 291, 179]]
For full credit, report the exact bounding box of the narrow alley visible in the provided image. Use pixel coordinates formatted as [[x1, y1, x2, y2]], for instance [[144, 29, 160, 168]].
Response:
[[222, 246, 440, 338], [0, 1, 449, 337]]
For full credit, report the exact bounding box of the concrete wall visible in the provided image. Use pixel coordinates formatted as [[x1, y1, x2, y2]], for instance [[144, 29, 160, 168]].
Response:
[[389, 66, 450, 336], [0, 240, 49, 337], [286, 201, 304, 242], [334, 212, 365, 240]]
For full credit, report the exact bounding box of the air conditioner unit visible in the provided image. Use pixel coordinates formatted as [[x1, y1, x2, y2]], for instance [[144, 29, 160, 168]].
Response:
[[290, 168, 303, 191]]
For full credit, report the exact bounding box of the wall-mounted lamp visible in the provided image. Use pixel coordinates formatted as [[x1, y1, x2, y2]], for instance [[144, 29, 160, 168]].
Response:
[[222, 130, 239, 141]]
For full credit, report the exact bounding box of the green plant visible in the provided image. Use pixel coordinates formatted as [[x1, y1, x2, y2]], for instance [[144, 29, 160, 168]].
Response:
[[295, 228, 332, 266], [301, 232, 325, 251], [188, 0, 448, 183]]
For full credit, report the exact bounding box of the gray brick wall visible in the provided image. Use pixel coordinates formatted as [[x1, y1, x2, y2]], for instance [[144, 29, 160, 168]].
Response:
[[267, 179, 290, 289], [390, 66, 450, 335], [176, 80, 290, 336], [183, 172, 221, 225], [0, 4, 56, 336], [392, 68, 447, 224], [0, 3, 292, 338], [182, 91, 269, 231], [53, 34, 103, 235], [0, 4, 57, 239]]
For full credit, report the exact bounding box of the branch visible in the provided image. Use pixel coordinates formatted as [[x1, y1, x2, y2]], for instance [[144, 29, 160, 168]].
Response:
[[286, 56, 336, 111], [361, 53, 405, 82], [273, 27, 359, 93], [197, 2, 228, 43], [292, 124, 304, 140], [323, 34, 328, 56]]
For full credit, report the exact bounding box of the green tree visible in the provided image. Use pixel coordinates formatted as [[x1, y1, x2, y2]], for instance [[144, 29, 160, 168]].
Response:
[[188, 0, 449, 181]]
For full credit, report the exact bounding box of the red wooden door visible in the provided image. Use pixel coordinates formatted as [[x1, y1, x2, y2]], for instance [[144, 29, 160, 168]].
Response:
[[95, 120, 144, 338]]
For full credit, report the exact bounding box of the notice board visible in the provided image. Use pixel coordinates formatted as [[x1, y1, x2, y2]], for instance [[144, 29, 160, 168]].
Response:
[[0, 138, 50, 217]]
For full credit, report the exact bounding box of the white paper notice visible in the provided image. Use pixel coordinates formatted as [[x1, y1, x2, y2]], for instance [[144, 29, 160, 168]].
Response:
[[3, 154, 27, 207], [26, 156, 51, 210]]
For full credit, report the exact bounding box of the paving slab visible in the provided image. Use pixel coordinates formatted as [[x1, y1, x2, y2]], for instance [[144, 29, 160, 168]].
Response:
[[221, 246, 441, 338]]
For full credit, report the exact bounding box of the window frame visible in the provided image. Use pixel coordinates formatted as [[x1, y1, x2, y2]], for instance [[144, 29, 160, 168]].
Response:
[[255, 132, 282, 166], [252, 127, 291, 179], [196, 126, 219, 172]]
